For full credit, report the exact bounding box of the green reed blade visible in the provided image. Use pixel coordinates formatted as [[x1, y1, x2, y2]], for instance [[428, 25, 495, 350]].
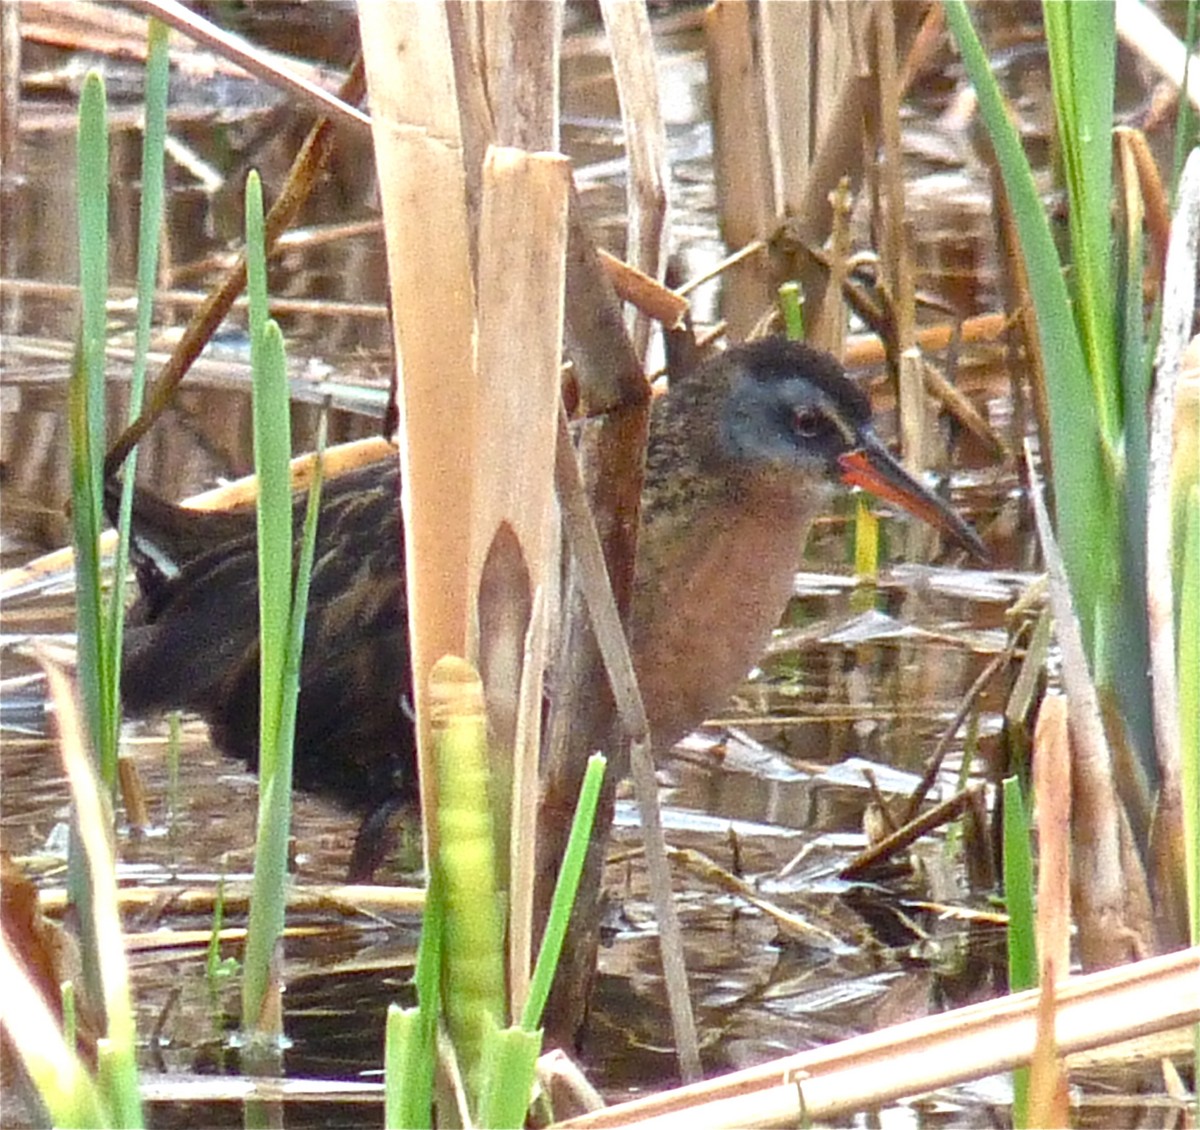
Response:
[[1111, 151, 1155, 761], [1043, 1, 1120, 442], [522, 752, 605, 1032], [779, 281, 805, 341], [241, 320, 299, 1038], [68, 343, 105, 777], [1002, 777, 1037, 990], [107, 17, 171, 759], [69, 70, 112, 1030], [1179, 486, 1200, 1085], [1002, 775, 1036, 1127], [77, 74, 107, 533], [40, 655, 143, 1126], [281, 411, 325, 741], [383, 866, 443, 1129], [944, 0, 1118, 667], [240, 169, 318, 1042], [73, 70, 111, 784], [384, 1003, 433, 1130], [206, 871, 233, 997], [1169, 2, 1199, 197], [245, 172, 290, 764], [261, 404, 325, 895]]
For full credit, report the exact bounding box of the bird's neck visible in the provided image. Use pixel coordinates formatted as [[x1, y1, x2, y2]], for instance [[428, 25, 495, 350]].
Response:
[[631, 473, 824, 751]]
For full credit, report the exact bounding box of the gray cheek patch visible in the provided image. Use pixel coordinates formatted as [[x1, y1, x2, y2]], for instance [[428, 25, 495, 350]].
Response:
[[719, 376, 842, 471]]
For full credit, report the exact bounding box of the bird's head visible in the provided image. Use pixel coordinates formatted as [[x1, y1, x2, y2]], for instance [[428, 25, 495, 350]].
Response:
[[711, 337, 988, 561]]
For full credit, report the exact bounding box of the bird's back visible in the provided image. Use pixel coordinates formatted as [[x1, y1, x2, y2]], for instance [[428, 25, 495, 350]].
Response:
[[121, 459, 413, 813]]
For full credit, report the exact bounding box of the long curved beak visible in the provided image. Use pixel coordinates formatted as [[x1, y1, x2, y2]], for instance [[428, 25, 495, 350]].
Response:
[[837, 431, 989, 562]]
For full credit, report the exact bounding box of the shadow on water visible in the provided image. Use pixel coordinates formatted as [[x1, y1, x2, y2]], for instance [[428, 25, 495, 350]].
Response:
[[0, 4, 1186, 1127]]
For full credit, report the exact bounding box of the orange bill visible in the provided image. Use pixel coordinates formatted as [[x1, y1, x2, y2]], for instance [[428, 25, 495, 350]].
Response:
[[838, 435, 988, 562]]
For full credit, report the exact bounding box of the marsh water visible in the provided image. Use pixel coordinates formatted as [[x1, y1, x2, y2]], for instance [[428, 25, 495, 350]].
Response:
[[0, 4, 1185, 1127]]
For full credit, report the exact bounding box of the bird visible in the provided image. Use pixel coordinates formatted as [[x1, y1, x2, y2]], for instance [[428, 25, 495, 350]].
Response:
[[116, 337, 987, 877]]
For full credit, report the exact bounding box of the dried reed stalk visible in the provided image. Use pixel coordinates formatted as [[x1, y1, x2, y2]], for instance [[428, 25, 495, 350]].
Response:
[[556, 947, 1200, 1130], [471, 146, 571, 1020], [703, 0, 775, 340], [599, 0, 668, 362], [1025, 439, 1155, 966], [358, 1, 477, 856], [1145, 148, 1200, 947], [1029, 692, 1072, 1127], [758, 2, 818, 216]]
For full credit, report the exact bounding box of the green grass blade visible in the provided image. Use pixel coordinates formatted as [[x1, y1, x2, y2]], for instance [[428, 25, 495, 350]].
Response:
[[385, 866, 444, 1128], [68, 64, 115, 1055], [944, 0, 1119, 670], [1169, 2, 1199, 198], [107, 18, 171, 759], [778, 281, 805, 341], [521, 752, 606, 1032], [241, 169, 305, 1039], [68, 342, 105, 777], [240, 320, 296, 1036], [279, 411, 324, 748], [1003, 776, 1038, 988], [245, 172, 291, 763], [77, 72, 108, 536], [1043, 1, 1119, 441], [1003, 775, 1037, 1127], [245, 170, 270, 351], [384, 1004, 433, 1130], [205, 870, 239, 1004], [1179, 485, 1200, 1085], [1112, 143, 1156, 762], [73, 71, 110, 783], [253, 407, 325, 932]]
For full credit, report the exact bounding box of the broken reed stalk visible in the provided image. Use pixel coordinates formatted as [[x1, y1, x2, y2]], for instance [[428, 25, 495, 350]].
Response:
[[358, 0, 477, 863], [758, 2, 816, 218], [1028, 693, 1072, 1128], [599, 0, 669, 363], [1025, 438, 1153, 967], [471, 146, 571, 1019], [703, 0, 775, 340]]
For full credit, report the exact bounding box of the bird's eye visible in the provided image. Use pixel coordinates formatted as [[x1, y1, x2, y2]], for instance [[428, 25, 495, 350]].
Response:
[[793, 407, 822, 438]]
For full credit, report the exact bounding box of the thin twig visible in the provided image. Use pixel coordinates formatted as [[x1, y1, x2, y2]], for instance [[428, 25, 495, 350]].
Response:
[[840, 785, 983, 879], [902, 647, 1011, 824], [103, 55, 367, 479], [554, 406, 702, 1082], [124, 0, 370, 132]]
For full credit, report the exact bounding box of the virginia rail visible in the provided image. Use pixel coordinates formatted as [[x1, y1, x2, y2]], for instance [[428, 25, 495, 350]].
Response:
[[117, 338, 986, 876]]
